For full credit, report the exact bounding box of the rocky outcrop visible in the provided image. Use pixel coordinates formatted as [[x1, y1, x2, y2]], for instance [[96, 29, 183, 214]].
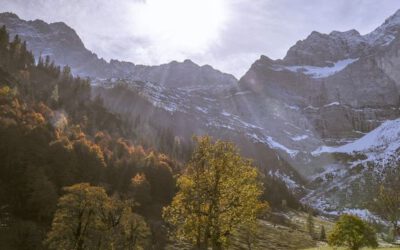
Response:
[[239, 10, 400, 142], [283, 10, 400, 67], [233, 9, 400, 211], [283, 30, 368, 67], [114, 59, 237, 89]]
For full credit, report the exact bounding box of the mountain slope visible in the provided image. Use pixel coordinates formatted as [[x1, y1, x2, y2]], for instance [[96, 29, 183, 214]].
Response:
[[235, 9, 400, 211], [0, 12, 237, 89], [303, 119, 400, 214], [0, 12, 308, 199], [239, 9, 400, 146], [2, 9, 400, 214]]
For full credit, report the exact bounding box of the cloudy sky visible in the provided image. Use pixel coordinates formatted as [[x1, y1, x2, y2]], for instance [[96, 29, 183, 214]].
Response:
[[1, 0, 400, 77]]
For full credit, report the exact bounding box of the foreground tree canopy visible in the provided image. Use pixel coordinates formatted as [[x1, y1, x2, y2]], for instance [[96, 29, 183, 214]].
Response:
[[163, 136, 267, 249], [328, 214, 378, 250], [45, 183, 150, 250]]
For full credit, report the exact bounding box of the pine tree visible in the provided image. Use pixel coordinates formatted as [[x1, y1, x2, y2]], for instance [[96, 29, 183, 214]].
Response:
[[307, 210, 315, 239], [10, 35, 21, 55], [61, 65, 72, 79], [281, 199, 288, 211], [0, 25, 9, 48], [37, 56, 44, 68], [50, 84, 59, 103], [0, 25, 9, 67], [44, 55, 51, 68], [320, 225, 326, 241]]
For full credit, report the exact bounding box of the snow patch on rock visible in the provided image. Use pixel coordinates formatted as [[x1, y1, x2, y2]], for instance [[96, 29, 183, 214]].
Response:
[[312, 119, 400, 160], [323, 102, 340, 108], [291, 135, 309, 141], [269, 170, 301, 190], [285, 58, 358, 78]]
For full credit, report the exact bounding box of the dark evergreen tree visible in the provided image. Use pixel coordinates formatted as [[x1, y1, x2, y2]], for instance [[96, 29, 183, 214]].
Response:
[[320, 225, 326, 241]]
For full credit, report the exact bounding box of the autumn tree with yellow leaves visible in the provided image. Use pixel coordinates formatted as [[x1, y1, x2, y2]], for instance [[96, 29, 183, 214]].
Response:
[[163, 136, 267, 249], [45, 183, 149, 250]]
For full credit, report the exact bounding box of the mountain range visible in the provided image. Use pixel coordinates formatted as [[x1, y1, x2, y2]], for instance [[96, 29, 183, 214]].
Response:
[[1, 9, 400, 215]]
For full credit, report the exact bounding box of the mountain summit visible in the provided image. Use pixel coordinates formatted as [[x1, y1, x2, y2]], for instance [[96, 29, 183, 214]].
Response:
[[283, 10, 400, 67], [0, 12, 237, 89]]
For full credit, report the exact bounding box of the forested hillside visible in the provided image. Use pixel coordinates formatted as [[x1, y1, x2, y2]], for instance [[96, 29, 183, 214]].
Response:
[[0, 26, 300, 249], [0, 25, 178, 249]]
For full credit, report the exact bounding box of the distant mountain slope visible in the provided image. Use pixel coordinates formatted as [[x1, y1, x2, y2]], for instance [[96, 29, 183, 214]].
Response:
[[0, 12, 237, 89]]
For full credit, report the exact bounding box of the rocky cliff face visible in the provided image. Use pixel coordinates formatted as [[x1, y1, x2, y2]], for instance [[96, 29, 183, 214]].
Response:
[[283, 9, 400, 67], [0, 12, 102, 74], [239, 9, 400, 142], [283, 30, 368, 66], [236, 9, 400, 212]]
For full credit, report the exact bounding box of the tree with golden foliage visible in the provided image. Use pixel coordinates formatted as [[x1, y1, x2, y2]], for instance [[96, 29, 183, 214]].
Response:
[[45, 183, 149, 250], [328, 214, 377, 250], [130, 173, 152, 205], [163, 136, 267, 249]]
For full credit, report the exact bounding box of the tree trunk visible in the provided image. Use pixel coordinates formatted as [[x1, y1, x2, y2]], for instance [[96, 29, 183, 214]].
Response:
[[202, 226, 209, 250], [211, 238, 222, 250], [350, 243, 359, 250]]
